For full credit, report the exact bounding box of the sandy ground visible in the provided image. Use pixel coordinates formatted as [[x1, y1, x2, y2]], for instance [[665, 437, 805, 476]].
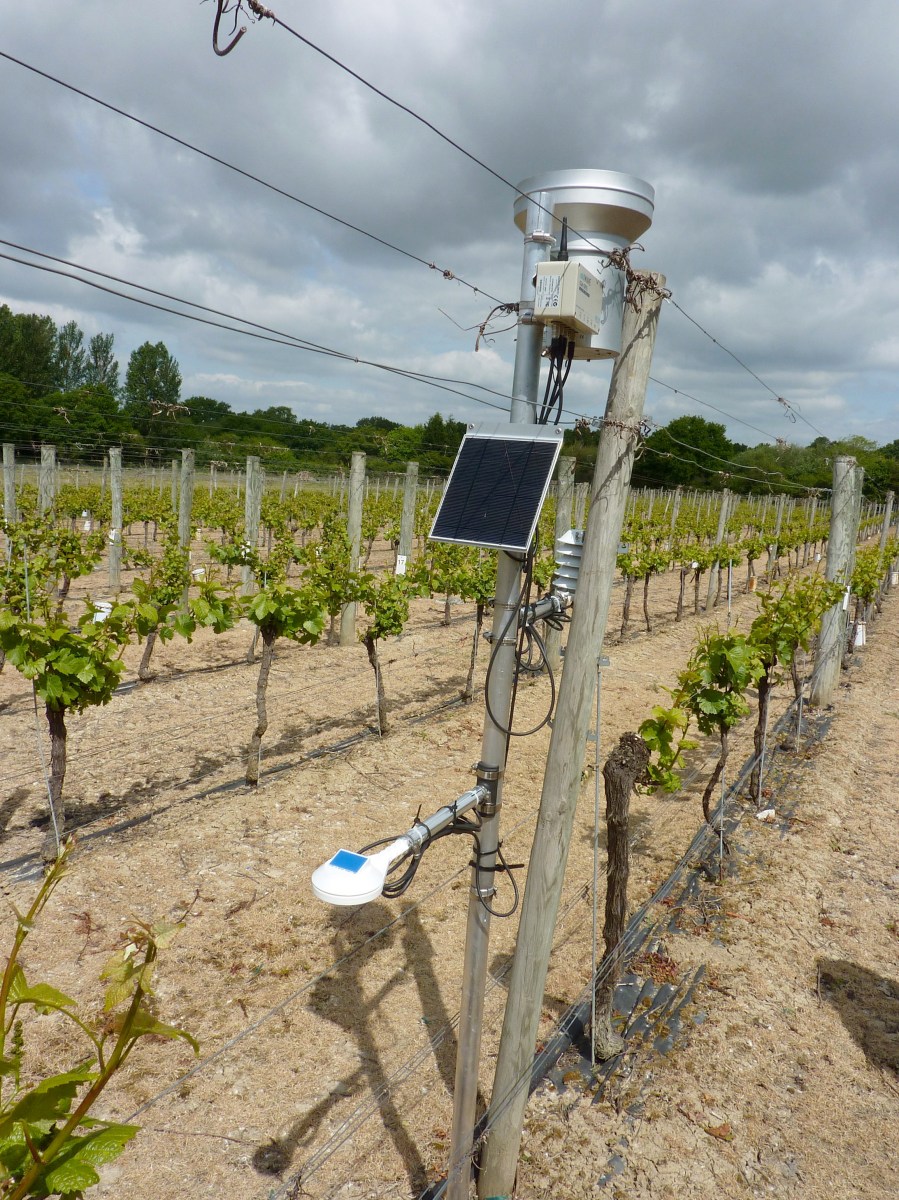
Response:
[[0, 536, 894, 1199]]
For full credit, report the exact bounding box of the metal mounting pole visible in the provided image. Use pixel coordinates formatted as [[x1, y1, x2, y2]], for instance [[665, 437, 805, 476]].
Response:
[[445, 191, 552, 1200]]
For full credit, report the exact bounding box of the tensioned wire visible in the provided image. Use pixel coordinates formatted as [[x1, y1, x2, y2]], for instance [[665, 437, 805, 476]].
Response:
[[0, 52, 506, 308], [4, 528, 844, 787], [0, 249, 514, 420], [0, 625, 489, 791], [49, 606, 837, 1186], [2, 242, 833, 451], [1, 51, 839, 440], [229, 5, 837, 436]]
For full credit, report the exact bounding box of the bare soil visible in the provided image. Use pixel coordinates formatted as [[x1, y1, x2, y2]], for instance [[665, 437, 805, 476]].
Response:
[[1, 539, 895, 1200]]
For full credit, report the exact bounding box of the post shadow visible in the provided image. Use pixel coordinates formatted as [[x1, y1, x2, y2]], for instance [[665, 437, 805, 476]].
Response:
[[817, 957, 899, 1073]]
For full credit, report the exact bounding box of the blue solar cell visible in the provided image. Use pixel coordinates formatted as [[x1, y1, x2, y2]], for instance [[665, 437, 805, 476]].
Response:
[[331, 849, 368, 873]]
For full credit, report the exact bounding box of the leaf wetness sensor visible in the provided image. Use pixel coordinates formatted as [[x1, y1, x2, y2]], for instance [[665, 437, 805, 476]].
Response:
[[429, 423, 563, 554]]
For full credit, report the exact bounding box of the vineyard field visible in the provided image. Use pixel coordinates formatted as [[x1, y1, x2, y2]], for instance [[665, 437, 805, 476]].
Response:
[[0, 510, 895, 1198]]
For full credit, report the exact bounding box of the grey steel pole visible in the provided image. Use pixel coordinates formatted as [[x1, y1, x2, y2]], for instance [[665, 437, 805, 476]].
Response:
[[810, 457, 862, 708], [479, 275, 666, 1200], [445, 192, 552, 1200]]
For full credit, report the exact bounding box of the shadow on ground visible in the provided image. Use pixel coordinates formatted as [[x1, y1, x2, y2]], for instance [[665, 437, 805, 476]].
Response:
[[818, 957, 899, 1073]]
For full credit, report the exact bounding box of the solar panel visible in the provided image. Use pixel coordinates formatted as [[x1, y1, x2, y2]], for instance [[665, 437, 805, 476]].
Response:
[[430, 423, 563, 554]]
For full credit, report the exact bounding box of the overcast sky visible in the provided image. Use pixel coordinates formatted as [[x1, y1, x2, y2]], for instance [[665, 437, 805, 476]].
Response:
[[1, 0, 898, 454]]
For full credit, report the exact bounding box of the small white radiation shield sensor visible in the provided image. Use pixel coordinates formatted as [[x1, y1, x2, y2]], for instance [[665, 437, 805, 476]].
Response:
[[311, 840, 409, 906]]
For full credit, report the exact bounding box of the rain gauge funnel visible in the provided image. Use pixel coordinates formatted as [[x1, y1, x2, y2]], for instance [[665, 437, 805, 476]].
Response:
[[513, 169, 655, 359]]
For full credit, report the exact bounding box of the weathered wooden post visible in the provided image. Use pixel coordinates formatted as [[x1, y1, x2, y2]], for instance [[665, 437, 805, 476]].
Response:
[[810, 457, 863, 708], [242, 456, 263, 596], [339, 452, 366, 647], [3, 443, 16, 523], [38, 445, 57, 515], [544, 456, 576, 673], [396, 460, 418, 571], [480, 274, 666, 1199], [109, 448, 123, 590], [705, 488, 731, 611]]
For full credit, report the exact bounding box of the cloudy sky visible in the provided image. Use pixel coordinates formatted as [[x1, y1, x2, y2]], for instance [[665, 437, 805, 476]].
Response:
[[2, 0, 898, 453]]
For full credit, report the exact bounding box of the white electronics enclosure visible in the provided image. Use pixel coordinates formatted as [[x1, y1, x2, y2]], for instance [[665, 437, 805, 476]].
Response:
[[533, 261, 603, 337]]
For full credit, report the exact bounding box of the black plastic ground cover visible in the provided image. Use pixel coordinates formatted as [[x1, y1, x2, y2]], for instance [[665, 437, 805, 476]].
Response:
[[418, 698, 833, 1200]]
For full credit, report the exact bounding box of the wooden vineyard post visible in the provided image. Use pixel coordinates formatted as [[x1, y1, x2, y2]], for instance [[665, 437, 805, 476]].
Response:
[[178, 449, 195, 608], [109, 447, 123, 591], [879, 490, 895, 592], [592, 732, 650, 1060], [670, 483, 682, 545], [479, 274, 666, 1200], [545, 455, 576, 673], [810, 457, 863, 708], [169, 458, 178, 514], [38, 444, 57, 515], [397, 460, 418, 571], [573, 480, 589, 529], [242, 456, 263, 596], [705, 488, 731, 612], [339, 451, 366, 647], [3, 443, 16, 523], [766, 493, 786, 580]]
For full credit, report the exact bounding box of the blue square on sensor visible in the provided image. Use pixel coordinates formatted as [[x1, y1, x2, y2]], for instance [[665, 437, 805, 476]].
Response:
[[332, 850, 367, 873]]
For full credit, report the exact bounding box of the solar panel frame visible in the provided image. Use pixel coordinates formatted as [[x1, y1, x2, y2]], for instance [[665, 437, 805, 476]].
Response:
[[429, 423, 564, 554]]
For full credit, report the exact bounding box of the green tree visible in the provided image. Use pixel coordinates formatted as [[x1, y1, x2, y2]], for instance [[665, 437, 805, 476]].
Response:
[[52, 320, 87, 393], [641, 416, 737, 487], [122, 341, 183, 443], [85, 331, 120, 395], [0, 306, 57, 393]]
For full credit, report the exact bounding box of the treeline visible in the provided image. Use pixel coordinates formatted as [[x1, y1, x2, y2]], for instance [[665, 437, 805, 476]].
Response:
[[0, 305, 466, 473], [565, 414, 899, 497], [2, 303, 897, 492]]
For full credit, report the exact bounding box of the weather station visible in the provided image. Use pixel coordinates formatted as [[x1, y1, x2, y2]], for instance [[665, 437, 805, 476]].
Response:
[[310, 166, 655, 1200]]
